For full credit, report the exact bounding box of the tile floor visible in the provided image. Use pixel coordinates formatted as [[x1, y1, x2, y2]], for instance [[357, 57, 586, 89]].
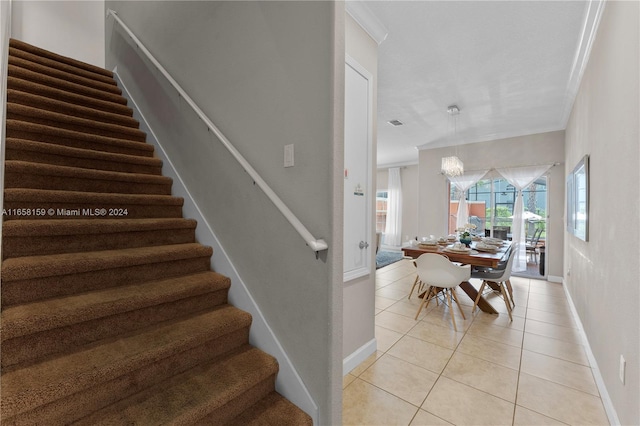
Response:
[[343, 259, 610, 426]]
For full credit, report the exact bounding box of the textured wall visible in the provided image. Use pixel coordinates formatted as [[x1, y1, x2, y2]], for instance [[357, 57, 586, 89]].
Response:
[[564, 1, 640, 424], [105, 2, 342, 423], [11, 0, 105, 67]]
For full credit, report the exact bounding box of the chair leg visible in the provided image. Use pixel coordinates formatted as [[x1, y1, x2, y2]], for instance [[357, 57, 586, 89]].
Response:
[[472, 281, 487, 313], [415, 285, 432, 320], [450, 288, 466, 319], [446, 290, 458, 332], [500, 282, 513, 322], [505, 279, 515, 307], [408, 276, 419, 299]]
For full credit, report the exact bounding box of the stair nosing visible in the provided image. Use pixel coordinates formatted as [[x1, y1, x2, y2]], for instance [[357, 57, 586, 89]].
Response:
[[8, 65, 126, 105], [0, 306, 253, 419], [8, 76, 133, 115], [2, 218, 197, 237], [6, 120, 154, 152], [6, 138, 162, 169], [1, 243, 210, 281], [1, 271, 230, 341], [5, 160, 172, 185], [9, 56, 121, 95], [9, 38, 113, 78], [9, 46, 117, 86], [7, 103, 146, 140], [7, 89, 139, 128]]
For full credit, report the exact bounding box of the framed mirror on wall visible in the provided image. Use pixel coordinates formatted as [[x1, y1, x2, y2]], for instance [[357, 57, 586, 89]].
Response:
[[567, 155, 589, 241]]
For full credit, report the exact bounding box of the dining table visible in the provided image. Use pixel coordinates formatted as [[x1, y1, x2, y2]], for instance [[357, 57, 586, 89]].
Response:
[[402, 240, 513, 314]]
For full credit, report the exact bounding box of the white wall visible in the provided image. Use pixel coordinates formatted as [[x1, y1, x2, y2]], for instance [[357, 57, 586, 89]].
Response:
[[105, 2, 342, 424], [377, 164, 419, 244], [11, 0, 105, 67], [564, 1, 639, 424], [418, 131, 565, 278], [343, 13, 378, 365]]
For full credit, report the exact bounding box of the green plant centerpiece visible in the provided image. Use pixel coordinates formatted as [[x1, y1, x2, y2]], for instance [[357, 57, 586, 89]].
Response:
[[457, 224, 476, 247]]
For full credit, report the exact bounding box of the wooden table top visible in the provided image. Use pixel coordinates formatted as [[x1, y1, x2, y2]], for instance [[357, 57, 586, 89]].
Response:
[[402, 241, 512, 268]]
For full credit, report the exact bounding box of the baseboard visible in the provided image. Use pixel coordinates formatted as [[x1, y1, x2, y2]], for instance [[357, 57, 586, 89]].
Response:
[[547, 275, 563, 283], [562, 279, 621, 426], [114, 71, 319, 424], [343, 338, 377, 376]]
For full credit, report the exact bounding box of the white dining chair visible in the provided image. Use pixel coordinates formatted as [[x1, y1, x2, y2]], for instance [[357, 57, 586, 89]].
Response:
[[413, 253, 471, 332], [470, 244, 517, 321]]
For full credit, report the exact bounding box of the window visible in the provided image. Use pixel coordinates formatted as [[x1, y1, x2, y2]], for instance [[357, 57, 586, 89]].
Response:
[[376, 191, 388, 233], [449, 178, 547, 239]]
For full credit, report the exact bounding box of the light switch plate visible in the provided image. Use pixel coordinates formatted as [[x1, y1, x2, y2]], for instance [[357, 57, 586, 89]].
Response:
[[284, 144, 294, 168], [619, 355, 626, 384]]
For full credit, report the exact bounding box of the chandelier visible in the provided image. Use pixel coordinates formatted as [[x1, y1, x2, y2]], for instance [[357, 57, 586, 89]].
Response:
[[441, 156, 464, 177], [441, 105, 464, 177]]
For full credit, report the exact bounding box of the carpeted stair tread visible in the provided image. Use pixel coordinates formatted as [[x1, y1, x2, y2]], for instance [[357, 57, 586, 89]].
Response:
[[8, 103, 146, 142], [5, 160, 172, 195], [2, 271, 230, 341], [1, 243, 212, 282], [3, 217, 196, 237], [8, 76, 133, 116], [9, 55, 122, 95], [1, 38, 310, 425], [9, 38, 113, 79], [227, 391, 313, 425], [2, 218, 197, 258], [6, 119, 154, 157], [8, 89, 139, 128], [3, 188, 184, 220], [8, 65, 127, 105], [6, 138, 163, 175], [0, 305, 253, 419], [9, 45, 117, 86], [73, 346, 278, 426]]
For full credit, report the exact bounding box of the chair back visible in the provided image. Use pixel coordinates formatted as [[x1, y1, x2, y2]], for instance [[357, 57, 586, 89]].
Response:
[[486, 243, 518, 283], [531, 228, 543, 245], [415, 253, 471, 289]]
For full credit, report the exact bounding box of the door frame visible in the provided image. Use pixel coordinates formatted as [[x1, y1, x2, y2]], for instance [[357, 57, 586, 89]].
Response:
[[343, 55, 374, 283]]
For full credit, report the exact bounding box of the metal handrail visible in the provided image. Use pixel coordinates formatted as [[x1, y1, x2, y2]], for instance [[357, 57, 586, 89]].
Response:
[[107, 9, 328, 254]]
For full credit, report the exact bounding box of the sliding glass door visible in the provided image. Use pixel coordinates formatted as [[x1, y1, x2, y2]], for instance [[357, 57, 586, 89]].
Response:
[[449, 177, 548, 278]]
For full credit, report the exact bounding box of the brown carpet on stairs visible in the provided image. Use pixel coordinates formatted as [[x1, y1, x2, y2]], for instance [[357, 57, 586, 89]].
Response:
[[1, 38, 312, 425]]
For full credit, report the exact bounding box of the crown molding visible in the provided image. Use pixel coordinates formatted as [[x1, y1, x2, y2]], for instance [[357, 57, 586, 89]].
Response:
[[560, 0, 607, 127], [346, 1, 389, 45]]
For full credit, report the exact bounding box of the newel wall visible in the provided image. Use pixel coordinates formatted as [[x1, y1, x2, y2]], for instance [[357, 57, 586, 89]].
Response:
[[104, 2, 344, 424]]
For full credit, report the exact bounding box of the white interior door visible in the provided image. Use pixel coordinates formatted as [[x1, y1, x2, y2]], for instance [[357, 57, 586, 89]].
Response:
[[344, 58, 373, 281]]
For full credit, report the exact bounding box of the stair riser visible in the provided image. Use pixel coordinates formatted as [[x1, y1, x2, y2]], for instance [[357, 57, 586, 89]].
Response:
[[194, 377, 277, 426], [2, 200, 182, 221], [6, 145, 162, 176], [2, 292, 230, 369], [3, 332, 252, 425], [2, 257, 211, 306], [8, 56, 120, 94], [6, 124, 154, 158], [5, 171, 172, 196], [7, 109, 146, 143], [8, 77, 133, 117], [8, 65, 126, 106], [9, 39, 113, 79], [3, 228, 195, 259], [7, 90, 139, 129], [9, 47, 117, 86]]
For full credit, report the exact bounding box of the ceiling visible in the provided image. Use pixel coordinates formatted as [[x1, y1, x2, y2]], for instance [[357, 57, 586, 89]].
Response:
[[349, 1, 604, 168]]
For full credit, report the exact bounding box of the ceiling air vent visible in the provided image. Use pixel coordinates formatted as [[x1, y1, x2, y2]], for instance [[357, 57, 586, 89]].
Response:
[[388, 119, 404, 126]]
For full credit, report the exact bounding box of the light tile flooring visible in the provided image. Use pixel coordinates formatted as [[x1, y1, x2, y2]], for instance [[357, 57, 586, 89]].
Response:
[[343, 259, 610, 426]]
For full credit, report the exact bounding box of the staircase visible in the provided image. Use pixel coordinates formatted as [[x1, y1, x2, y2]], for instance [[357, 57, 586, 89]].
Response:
[[1, 38, 312, 425]]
